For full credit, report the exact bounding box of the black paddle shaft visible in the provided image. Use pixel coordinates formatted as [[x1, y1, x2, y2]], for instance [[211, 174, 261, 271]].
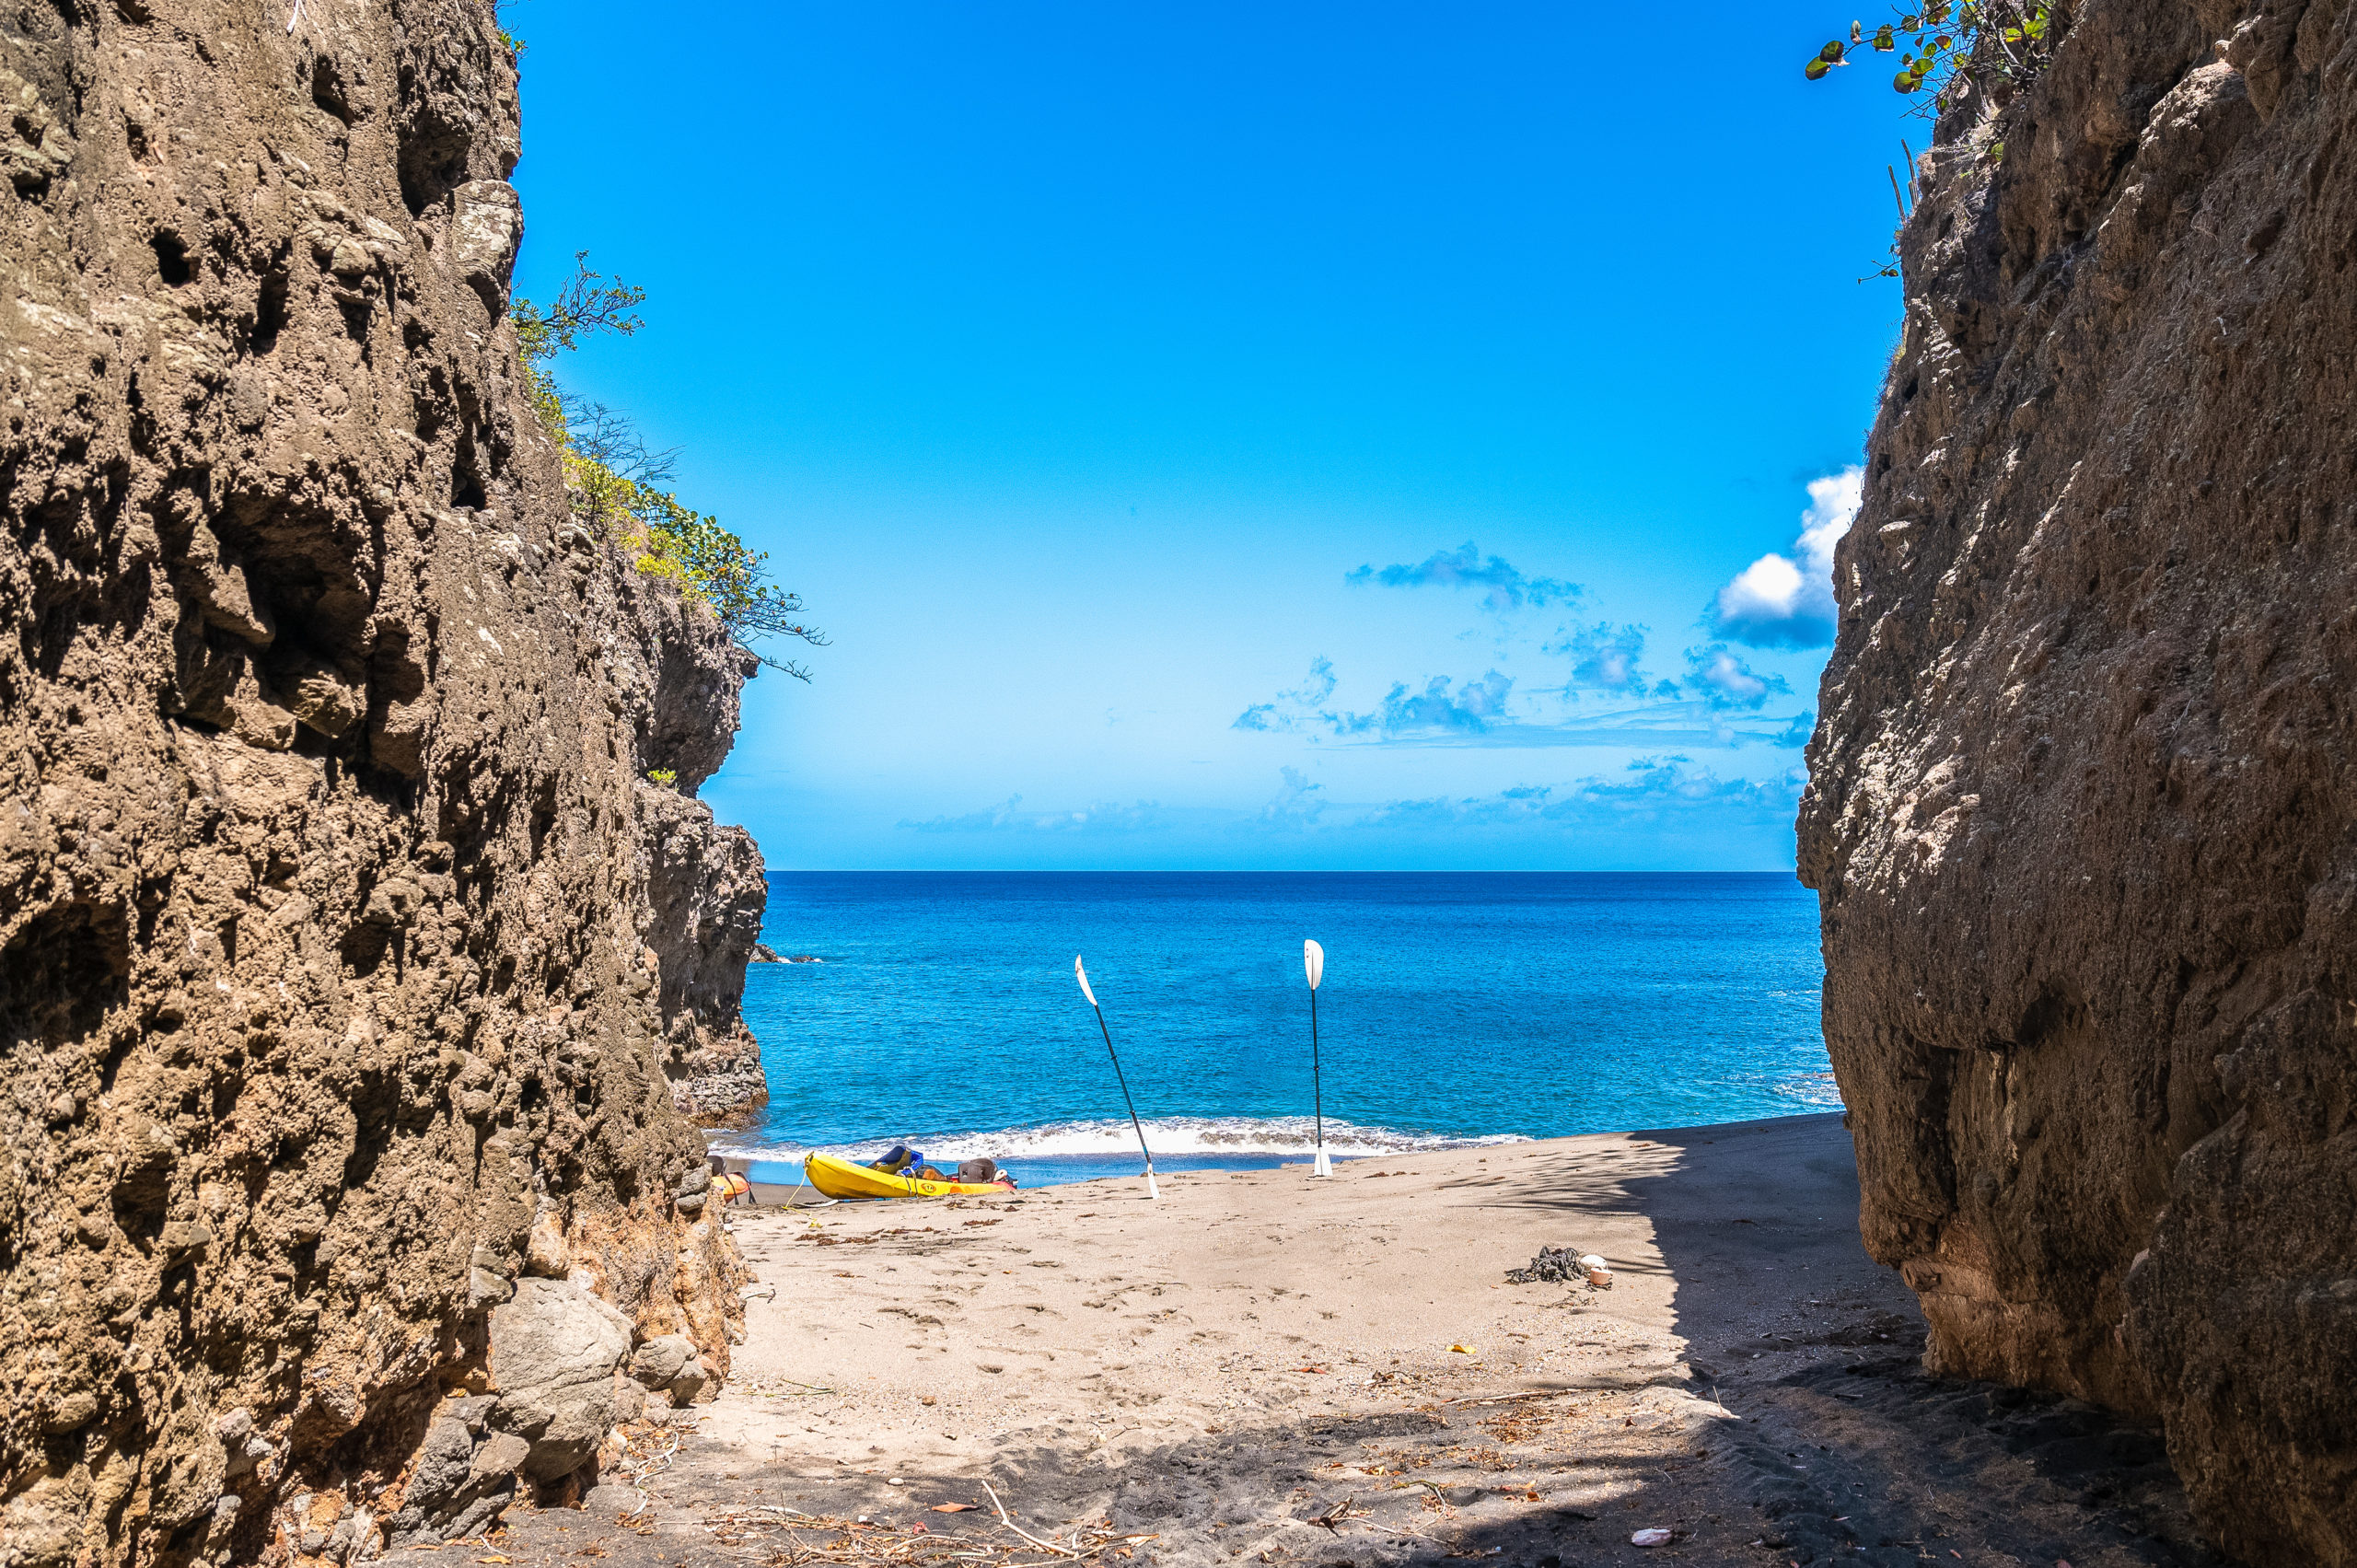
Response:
[[1310, 987, 1323, 1148], [1092, 1005, 1155, 1175]]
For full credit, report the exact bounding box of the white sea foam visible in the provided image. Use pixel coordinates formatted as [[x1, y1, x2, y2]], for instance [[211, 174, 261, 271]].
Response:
[[707, 1114, 1528, 1166], [1768, 1071, 1844, 1108]]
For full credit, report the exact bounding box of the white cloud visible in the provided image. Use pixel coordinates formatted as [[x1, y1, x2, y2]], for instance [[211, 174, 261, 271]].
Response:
[[1710, 467, 1863, 648], [1683, 644, 1791, 710], [1345, 543, 1580, 613], [1548, 622, 1656, 692], [1258, 766, 1327, 830]]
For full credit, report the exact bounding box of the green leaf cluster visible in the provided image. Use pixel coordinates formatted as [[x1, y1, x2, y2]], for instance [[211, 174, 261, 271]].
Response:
[[1801, 2, 2063, 105], [623, 473, 829, 679]]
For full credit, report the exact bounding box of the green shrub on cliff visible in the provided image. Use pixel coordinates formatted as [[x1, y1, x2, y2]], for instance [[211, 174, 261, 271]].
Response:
[[511, 255, 826, 679], [1804, 1, 2062, 105], [547, 443, 826, 679], [607, 464, 828, 681]]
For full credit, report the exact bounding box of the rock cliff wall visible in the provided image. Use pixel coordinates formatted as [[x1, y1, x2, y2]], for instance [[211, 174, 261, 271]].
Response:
[[0, 0, 769, 1563], [1800, 2, 2357, 1562]]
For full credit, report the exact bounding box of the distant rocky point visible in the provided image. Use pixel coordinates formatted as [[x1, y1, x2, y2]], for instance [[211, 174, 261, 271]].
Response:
[[749, 945, 820, 963]]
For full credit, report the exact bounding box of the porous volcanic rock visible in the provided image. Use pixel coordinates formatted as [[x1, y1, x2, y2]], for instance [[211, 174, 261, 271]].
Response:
[[0, 1, 768, 1563], [1800, 1, 2357, 1562], [639, 782, 768, 1124]]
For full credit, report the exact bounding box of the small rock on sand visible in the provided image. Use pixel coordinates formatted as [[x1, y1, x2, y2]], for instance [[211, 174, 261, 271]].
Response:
[[580, 1486, 645, 1516]]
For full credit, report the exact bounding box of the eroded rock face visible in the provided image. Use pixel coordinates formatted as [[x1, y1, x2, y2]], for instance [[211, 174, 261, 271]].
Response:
[[0, 1, 766, 1563], [1800, 2, 2357, 1562], [640, 784, 769, 1124]]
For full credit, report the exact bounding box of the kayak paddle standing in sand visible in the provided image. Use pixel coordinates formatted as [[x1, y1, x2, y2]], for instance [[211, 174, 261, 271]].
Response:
[[1074, 954, 1160, 1199], [1306, 938, 1331, 1177]]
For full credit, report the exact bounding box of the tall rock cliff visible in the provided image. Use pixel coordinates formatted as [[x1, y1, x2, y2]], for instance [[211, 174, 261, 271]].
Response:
[[1800, 1, 2357, 1561], [0, 0, 769, 1563]]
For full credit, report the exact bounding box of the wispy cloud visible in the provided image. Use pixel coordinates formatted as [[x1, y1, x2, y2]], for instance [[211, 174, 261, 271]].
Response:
[[1547, 621, 1669, 695], [1772, 710, 1816, 749], [1346, 542, 1580, 613], [1364, 710, 1808, 749], [1259, 766, 1327, 830], [1236, 662, 1516, 738], [904, 761, 1805, 845], [1234, 657, 1339, 732], [1709, 468, 1862, 648], [1368, 757, 1804, 828], [1235, 655, 1809, 749], [900, 796, 1171, 834], [1682, 644, 1791, 710]]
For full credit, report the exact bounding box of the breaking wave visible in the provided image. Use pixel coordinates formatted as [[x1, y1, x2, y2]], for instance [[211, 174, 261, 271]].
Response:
[[708, 1114, 1528, 1166], [1766, 1070, 1844, 1109]]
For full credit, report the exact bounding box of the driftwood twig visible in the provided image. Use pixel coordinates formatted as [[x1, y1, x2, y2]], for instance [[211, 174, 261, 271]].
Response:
[[979, 1481, 1080, 1560]]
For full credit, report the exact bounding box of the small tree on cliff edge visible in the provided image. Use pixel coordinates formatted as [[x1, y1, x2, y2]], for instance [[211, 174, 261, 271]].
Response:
[[510, 255, 828, 680], [512, 251, 644, 431]]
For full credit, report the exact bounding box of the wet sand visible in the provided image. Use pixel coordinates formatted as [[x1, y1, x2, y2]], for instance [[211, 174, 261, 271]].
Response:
[[486, 1115, 2220, 1568]]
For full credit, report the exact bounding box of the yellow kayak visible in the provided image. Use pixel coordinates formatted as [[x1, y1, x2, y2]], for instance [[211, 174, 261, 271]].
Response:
[[803, 1152, 1015, 1201]]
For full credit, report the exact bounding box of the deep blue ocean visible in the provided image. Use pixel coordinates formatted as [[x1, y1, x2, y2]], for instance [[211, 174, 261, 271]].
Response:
[[720, 872, 1834, 1189]]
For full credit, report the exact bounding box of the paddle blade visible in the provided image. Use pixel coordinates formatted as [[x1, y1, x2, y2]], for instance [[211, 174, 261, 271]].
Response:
[[1304, 938, 1325, 991], [1074, 954, 1097, 1008]]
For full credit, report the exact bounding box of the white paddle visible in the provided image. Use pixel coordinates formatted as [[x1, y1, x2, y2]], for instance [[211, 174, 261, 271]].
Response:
[[1305, 939, 1331, 1178], [1075, 955, 1159, 1199]]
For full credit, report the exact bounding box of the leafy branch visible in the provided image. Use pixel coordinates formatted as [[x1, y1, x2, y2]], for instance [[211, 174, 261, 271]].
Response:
[[510, 253, 826, 680], [516, 251, 645, 357], [512, 251, 644, 431], [1804, 2, 2064, 110], [631, 495, 830, 681], [492, 0, 526, 56]]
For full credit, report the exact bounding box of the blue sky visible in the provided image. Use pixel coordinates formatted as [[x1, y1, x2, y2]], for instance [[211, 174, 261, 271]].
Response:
[[506, 2, 1912, 870]]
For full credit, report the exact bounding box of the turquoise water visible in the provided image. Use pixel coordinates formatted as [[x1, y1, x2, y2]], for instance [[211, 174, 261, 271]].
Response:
[[723, 872, 1832, 1189]]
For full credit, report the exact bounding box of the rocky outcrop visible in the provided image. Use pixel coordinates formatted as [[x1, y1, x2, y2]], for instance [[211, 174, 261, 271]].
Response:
[[0, 1, 767, 1564], [640, 785, 768, 1124], [1800, 2, 2357, 1562]]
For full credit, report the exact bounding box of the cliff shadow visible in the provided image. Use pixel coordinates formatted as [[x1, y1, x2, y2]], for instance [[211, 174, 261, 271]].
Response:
[[1386, 1112, 2224, 1566]]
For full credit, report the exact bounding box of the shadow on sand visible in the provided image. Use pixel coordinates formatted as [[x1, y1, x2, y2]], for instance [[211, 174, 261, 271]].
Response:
[[991, 1116, 2223, 1567]]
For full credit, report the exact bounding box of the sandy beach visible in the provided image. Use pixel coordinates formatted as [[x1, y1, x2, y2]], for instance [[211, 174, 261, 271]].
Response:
[[484, 1115, 2216, 1568]]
